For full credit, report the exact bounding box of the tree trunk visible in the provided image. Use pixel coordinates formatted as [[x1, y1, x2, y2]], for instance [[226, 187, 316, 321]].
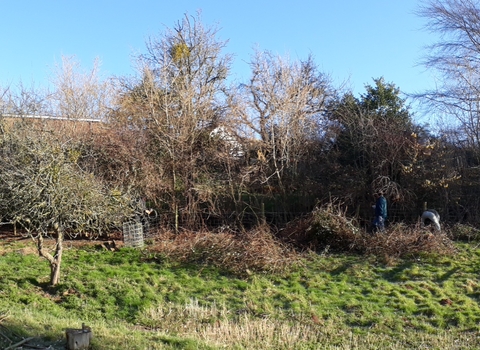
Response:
[[51, 229, 63, 286], [172, 166, 179, 233], [36, 227, 64, 286]]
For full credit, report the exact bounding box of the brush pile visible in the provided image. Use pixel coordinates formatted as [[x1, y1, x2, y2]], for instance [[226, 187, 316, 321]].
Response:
[[147, 202, 458, 275], [279, 203, 456, 259], [149, 224, 297, 276]]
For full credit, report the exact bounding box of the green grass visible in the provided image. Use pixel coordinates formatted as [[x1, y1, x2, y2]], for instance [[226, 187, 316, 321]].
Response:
[[1, 241, 480, 349]]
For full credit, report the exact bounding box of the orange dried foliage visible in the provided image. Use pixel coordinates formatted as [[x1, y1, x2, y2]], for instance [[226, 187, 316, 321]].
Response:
[[148, 225, 297, 276]]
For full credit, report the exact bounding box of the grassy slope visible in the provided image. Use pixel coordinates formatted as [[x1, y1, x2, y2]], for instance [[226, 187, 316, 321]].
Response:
[[0, 238, 480, 349]]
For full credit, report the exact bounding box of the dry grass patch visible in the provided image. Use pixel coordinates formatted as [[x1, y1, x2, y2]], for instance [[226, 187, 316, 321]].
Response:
[[138, 299, 338, 349], [138, 299, 480, 350]]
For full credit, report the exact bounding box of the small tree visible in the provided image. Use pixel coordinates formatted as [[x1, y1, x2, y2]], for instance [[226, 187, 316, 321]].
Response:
[[0, 129, 133, 286], [327, 78, 420, 218]]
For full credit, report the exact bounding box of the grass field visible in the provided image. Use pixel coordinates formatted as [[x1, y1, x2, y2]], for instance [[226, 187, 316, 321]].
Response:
[[0, 233, 480, 349]]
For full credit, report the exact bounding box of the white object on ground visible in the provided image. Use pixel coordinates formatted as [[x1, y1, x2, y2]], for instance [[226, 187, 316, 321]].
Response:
[[421, 209, 441, 231]]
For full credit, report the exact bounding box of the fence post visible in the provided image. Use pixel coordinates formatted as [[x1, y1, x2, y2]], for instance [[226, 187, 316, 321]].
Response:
[[261, 201, 266, 225]]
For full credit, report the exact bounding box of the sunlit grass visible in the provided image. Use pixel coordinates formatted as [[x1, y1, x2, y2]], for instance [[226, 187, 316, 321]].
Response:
[[1, 240, 480, 349]]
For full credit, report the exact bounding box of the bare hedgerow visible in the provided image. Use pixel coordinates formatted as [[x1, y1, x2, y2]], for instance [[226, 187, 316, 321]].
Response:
[[148, 204, 456, 273], [149, 224, 298, 276]]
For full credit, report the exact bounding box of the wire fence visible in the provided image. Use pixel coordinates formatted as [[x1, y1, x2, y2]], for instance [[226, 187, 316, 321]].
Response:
[[122, 221, 144, 248], [120, 188, 480, 246]]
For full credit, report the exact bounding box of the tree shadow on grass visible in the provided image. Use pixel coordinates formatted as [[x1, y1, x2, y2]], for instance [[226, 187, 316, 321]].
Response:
[[437, 267, 460, 282], [0, 319, 215, 350], [380, 261, 415, 282], [380, 262, 460, 284], [328, 255, 365, 276], [0, 320, 65, 350], [14, 276, 55, 294], [329, 262, 354, 276]]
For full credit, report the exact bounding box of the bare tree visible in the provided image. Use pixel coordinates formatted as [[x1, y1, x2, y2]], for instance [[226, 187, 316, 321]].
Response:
[[112, 13, 232, 231], [0, 85, 10, 113], [0, 58, 134, 287], [2, 82, 48, 116], [239, 50, 332, 192], [417, 0, 480, 148], [47, 55, 114, 122]]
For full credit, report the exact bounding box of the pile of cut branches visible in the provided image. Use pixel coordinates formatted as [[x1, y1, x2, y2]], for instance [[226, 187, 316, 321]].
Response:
[[148, 224, 298, 276], [279, 202, 362, 252], [364, 223, 456, 260], [278, 203, 456, 260]]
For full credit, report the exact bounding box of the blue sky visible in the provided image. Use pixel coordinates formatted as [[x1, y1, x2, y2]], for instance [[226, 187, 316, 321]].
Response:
[[0, 1, 437, 105]]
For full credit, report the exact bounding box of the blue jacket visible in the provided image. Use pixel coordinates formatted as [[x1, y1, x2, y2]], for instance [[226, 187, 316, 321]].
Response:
[[375, 196, 387, 219]]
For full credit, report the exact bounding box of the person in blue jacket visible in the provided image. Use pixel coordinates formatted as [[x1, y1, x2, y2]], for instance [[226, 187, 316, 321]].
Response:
[[373, 191, 387, 232]]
